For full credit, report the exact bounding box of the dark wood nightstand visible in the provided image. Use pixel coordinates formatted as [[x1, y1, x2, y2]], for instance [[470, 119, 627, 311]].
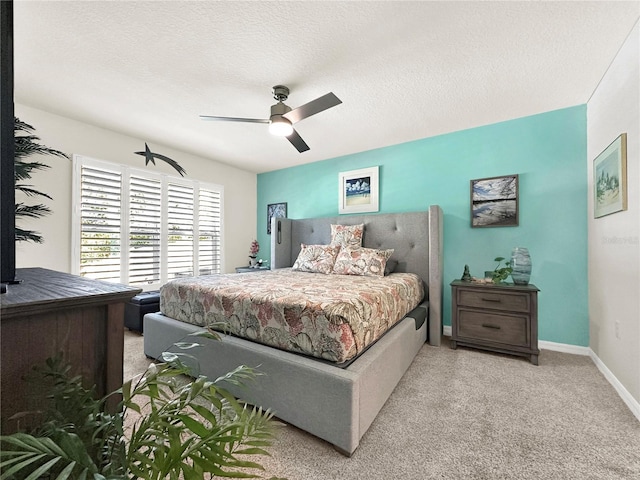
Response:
[[235, 266, 270, 273], [450, 280, 540, 365]]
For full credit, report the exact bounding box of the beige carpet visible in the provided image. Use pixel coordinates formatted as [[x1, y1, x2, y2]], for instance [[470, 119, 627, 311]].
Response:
[[123, 330, 640, 480]]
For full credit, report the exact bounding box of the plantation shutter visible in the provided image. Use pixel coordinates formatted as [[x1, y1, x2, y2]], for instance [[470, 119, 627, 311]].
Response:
[[79, 164, 122, 282], [167, 182, 195, 279], [198, 188, 222, 275], [74, 156, 223, 287], [128, 175, 162, 285]]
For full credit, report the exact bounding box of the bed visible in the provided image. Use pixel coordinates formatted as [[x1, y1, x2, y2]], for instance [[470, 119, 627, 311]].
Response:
[[143, 206, 443, 455]]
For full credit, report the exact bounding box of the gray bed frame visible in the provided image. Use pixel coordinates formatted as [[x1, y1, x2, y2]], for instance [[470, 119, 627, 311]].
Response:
[[144, 205, 443, 456]]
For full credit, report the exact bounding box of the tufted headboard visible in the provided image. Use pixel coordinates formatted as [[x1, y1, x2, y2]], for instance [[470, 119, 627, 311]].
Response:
[[270, 205, 443, 346]]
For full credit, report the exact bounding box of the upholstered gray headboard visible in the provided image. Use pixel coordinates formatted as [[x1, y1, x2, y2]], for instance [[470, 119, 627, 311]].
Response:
[[270, 205, 443, 346]]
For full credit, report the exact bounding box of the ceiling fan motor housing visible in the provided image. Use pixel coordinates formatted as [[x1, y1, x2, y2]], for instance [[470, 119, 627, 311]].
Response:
[[270, 101, 292, 118], [272, 85, 290, 102]]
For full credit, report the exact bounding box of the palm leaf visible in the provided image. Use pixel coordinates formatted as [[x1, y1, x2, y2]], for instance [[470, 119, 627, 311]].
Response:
[[13, 227, 43, 243], [14, 118, 68, 161], [13, 116, 69, 243], [1, 343, 281, 480], [15, 202, 52, 219], [14, 160, 50, 181], [15, 184, 53, 199]]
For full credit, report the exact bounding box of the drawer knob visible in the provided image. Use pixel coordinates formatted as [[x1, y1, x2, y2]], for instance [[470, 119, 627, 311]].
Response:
[[481, 297, 502, 303], [482, 323, 501, 330]]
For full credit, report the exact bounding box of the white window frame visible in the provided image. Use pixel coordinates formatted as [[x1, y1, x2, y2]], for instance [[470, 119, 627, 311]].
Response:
[[71, 155, 224, 289]]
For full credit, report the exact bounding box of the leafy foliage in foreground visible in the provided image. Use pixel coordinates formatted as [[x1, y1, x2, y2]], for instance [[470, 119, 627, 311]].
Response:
[[0, 341, 284, 480]]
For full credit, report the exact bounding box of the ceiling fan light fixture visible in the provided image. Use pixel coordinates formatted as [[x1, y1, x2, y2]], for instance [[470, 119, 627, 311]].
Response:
[[269, 116, 294, 136]]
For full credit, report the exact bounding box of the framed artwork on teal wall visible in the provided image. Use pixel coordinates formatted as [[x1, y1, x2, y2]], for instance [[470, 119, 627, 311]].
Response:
[[338, 166, 379, 214], [594, 133, 627, 219], [267, 202, 287, 234], [470, 174, 519, 227]]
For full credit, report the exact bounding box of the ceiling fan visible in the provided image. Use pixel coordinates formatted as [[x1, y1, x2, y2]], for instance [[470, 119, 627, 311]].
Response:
[[199, 85, 342, 153]]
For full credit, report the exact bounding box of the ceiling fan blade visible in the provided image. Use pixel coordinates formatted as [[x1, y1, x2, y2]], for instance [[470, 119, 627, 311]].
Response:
[[199, 115, 269, 124], [283, 92, 342, 124], [286, 129, 310, 153]]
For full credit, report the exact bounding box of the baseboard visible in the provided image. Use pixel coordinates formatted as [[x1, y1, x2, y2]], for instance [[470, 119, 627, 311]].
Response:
[[538, 340, 590, 356], [589, 350, 640, 422]]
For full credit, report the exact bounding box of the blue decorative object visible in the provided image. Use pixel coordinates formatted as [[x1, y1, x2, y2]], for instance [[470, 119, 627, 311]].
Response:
[[511, 247, 532, 285]]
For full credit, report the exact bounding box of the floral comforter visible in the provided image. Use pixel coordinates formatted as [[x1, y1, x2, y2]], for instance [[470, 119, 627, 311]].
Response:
[[160, 268, 424, 364]]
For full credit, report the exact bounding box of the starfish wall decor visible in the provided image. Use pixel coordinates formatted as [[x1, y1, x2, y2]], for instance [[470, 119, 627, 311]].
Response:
[[134, 143, 186, 177]]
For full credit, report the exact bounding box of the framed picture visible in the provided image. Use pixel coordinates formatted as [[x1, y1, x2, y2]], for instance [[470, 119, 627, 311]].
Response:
[[470, 174, 519, 228], [594, 133, 627, 218], [338, 166, 379, 214], [267, 202, 287, 234]]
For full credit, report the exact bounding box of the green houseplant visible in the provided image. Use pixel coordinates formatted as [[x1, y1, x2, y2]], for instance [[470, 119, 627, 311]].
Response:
[[0, 332, 284, 480], [490, 256, 513, 283], [14, 117, 69, 243]]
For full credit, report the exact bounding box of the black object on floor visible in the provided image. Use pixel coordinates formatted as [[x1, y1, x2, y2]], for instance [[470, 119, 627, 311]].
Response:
[[124, 290, 160, 333]]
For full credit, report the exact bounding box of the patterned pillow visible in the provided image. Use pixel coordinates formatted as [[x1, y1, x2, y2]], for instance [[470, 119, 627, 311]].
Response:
[[292, 244, 341, 274], [330, 224, 364, 249], [332, 247, 394, 277]]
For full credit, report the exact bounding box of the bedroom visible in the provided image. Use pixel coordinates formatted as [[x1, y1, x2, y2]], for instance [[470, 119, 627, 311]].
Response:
[[2, 0, 639, 474]]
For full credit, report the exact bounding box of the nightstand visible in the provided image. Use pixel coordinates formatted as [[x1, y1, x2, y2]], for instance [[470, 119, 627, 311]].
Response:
[[450, 280, 540, 365], [235, 266, 270, 273]]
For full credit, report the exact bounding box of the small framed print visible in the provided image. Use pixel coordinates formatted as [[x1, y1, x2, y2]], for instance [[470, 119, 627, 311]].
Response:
[[470, 174, 519, 228], [267, 202, 287, 234], [594, 133, 627, 218], [338, 166, 379, 214]]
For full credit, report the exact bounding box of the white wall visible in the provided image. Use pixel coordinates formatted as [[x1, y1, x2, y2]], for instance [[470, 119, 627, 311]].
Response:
[[14, 104, 257, 275], [587, 21, 640, 404]]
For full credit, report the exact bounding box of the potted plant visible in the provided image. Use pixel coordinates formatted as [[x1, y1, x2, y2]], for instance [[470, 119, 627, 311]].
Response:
[[249, 240, 260, 267], [14, 117, 69, 244], [0, 331, 284, 480], [490, 256, 513, 283]]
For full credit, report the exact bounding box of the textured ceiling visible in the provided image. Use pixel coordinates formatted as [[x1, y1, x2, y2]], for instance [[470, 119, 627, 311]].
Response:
[[13, 1, 640, 174]]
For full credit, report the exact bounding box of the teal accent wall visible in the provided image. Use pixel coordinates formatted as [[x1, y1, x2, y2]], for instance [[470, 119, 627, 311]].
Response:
[[258, 106, 588, 346]]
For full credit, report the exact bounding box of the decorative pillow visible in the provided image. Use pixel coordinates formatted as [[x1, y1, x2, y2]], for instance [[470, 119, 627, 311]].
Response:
[[332, 247, 394, 277], [330, 224, 364, 249], [292, 244, 341, 274]]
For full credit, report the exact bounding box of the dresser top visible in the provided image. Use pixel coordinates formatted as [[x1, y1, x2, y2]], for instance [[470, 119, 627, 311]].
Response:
[[450, 279, 539, 292], [1, 268, 141, 319]]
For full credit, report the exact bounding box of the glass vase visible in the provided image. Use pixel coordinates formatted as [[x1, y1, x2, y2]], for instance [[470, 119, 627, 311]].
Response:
[[510, 247, 531, 285]]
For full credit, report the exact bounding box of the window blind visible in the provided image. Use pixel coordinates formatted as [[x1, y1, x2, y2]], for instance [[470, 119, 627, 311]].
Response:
[[129, 174, 162, 285], [79, 165, 122, 282], [73, 156, 223, 288]]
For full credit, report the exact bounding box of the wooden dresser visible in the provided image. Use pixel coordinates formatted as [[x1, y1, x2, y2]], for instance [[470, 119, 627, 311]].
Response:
[[0, 268, 140, 433], [450, 280, 540, 365]]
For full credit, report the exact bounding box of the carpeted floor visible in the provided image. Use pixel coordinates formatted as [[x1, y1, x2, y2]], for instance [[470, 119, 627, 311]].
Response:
[[123, 330, 640, 480]]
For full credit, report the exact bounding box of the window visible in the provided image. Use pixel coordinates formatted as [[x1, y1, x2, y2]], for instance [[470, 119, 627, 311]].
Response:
[[72, 155, 223, 288]]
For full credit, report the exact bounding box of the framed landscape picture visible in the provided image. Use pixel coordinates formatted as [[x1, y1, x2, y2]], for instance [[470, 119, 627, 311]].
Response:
[[594, 133, 627, 218], [339, 166, 379, 214], [267, 202, 287, 234], [470, 174, 519, 228]]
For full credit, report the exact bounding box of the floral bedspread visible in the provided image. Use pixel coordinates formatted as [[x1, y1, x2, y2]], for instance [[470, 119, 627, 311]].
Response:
[[160, 268, 424, 364]]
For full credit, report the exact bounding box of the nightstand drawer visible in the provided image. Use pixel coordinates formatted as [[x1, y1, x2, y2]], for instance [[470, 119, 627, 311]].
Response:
[[457, 289, 530, 313], [458, 310, 528, 346]]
